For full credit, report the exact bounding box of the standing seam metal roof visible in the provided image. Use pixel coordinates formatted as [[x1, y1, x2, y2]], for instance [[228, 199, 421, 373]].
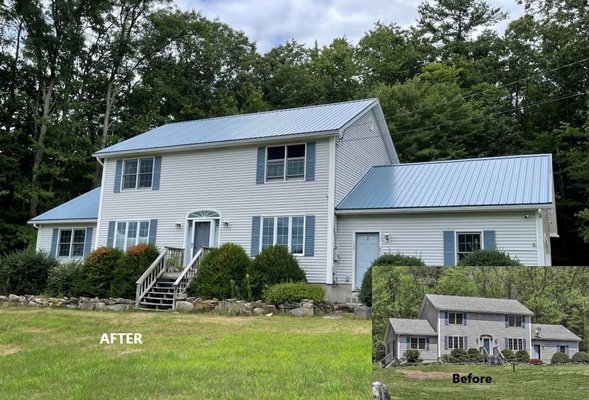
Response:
[[29, 188, 100, 222], [95, 99, 377, 156], [337, 154, 553, 210]]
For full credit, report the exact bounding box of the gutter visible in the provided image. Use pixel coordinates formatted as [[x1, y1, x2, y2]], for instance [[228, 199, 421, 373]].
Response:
[[335, 204, 554, 215]]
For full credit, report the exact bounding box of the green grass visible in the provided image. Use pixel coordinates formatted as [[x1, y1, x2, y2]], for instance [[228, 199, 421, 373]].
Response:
[[0, 308, 370, 399], [373, 363, 589, 400]]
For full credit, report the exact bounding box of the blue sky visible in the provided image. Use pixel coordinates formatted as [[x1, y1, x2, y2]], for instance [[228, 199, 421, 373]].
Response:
[[176, 0, 525, 53]]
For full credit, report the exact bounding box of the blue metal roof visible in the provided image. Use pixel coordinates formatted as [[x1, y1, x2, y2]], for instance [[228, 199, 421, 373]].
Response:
[[29, 188, 100, 223], [96, 99, 377, 156], [337, 154, 553, 210]]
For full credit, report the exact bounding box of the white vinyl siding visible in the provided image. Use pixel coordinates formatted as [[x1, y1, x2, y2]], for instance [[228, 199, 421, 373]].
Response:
[[532, 340, 579, 363], [35, 223, 97, 263], [334, 109, 393, 204], [98, 140, 330, 283], [336, 211, 539, 283]]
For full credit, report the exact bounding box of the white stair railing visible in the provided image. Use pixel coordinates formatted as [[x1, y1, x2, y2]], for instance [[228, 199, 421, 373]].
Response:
[[172, 247, 210, 310], [135, 246, 184, 308]]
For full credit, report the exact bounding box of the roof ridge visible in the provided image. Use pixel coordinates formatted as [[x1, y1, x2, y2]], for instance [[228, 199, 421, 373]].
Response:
[[372, 154, 552, 169], [160, 98, 377, 127]]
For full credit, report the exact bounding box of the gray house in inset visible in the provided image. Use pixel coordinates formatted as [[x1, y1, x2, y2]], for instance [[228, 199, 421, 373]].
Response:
[[28, 99, 558, 306], [384, 294, 581, 364]]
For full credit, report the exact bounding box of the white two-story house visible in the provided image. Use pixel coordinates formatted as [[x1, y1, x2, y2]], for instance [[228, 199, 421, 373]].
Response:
[[29, 99, 558, 304], [384, 294, 581, 364]]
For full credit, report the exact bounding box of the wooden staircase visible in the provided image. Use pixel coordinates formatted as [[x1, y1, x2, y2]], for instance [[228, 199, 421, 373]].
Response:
[[135, 247, 209, 311]]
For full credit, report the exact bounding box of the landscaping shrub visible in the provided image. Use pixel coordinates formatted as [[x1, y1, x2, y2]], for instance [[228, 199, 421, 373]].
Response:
[[358, 266, 372, 306], [403, 349, 422, 363], [46, 261, 82, 297], [263, 282, 325, 305], [372, 253, 426, 266], [450, 348, 468, 362], [189, 243, 250, 299], [502, 348, 516, 362], [571, 351, 589, 363], [515, 350, 530, 363], [458, 250, 522, 266], [441, 354, 456, 363], [0, 248, 57, 295], [247, 245, 306, 299], [110, 244, 160, 299], [75, 247, 123, 297], [467, 348, 484, 363], [551, 352, 570, 364]]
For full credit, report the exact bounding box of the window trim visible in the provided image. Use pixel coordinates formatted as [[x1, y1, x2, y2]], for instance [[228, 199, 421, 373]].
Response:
[[56, 227, 87, 259], [447, 336, 464, 350], [410, 336, 427, 350], [448, 312, 464, 325], [558, 345, 567, 354], [259, 215, 306, 255], [113, 220, 151, 250], [121, 157, 155, 191], [456, 231, 482, 261], [264, 143, 307, 183], [507, 338, 525, 351], [508, 315, 523, 327]]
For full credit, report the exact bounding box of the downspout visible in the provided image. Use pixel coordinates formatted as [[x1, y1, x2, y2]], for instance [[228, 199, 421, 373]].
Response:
[[326, 135, 336, 285]]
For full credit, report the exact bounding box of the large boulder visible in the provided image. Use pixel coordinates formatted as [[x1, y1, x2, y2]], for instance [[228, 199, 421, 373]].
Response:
[[372, 382, 391, 400], [175, 301, 194, 312], [290, 307, 314, 317]]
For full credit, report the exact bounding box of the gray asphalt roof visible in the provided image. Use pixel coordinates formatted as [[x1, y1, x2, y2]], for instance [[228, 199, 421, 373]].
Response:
[[337, 154, 553, 210], [29, 188, 100, 223], [532, 324, 582, 342], [388, 318, 437, 336], [424, 294, 534, 315], [95, 99, 377, 156]]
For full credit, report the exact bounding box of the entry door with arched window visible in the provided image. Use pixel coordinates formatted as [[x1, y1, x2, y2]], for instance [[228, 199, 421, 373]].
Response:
[[186, 210, 220, 261]]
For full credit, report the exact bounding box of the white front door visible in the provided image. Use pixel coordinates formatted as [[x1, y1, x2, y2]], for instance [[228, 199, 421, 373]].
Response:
[[354, 232, 379, 290]]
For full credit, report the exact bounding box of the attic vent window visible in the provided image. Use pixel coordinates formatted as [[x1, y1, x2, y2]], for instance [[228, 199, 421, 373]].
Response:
[[266, 144, 306, 181]]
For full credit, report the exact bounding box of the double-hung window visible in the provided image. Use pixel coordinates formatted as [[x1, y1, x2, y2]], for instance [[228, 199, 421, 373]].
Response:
[[447, 336, 464, 349], [58, 228, 86, 258], [114, 221, 150, 250], [410, 337, 426, 350], [457, 232, 481, 260], [266, 144, 306, 181], [122, 158, 154, 190], [507, 338, 524, 351], [558, 345, 567, 353], [261, 216, 305, 254], [448, 312, 464, 325], [508, 315, 523, 327]]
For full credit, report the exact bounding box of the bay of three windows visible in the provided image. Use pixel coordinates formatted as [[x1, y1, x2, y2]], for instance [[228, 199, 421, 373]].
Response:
[[261, 216, 304, 254], [115, 221, 150, 250]]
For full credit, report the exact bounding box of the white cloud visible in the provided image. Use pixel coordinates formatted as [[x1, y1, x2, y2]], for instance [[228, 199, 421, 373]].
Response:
[[176, 0, 524, 54]]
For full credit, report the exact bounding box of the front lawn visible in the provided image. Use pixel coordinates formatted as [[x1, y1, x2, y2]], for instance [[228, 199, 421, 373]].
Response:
[[0, 308, 370, 399], [373, 363, 589, 400]]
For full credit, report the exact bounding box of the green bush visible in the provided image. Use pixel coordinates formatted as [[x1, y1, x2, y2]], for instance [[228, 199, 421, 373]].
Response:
[[403, 349, 422, 363], [502, 348, 516, 362], [75, 247, 123, 297], [46, 261, 82, 297], [189, 243, 251, 299], [467, 348, 484, 363], [441, 354, 456, 363], [515, 350, 530, 363], [551, 352, 570, 364], [358, 266, 372, 306], [263, 282, 325, 305], [458, 250, 522, 266], [110, 243, 160, 299], [0, 248, 58, 295], [572, 351, 589, 363], [372, 253, 426, 266], [450, 348, 468, 362], [247, 245, 306, 299]]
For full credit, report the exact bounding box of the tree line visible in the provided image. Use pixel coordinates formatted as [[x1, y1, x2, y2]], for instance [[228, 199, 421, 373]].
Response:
[[0, 0, 588, 263]]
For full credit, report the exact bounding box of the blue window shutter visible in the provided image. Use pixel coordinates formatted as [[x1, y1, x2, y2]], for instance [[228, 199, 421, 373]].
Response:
[[426, 337, 430, 351], [463, 313, 467, 326], [444, 336, 448, 350], [83, 227, 93, 257], [523, 339, 527, 351], [107, 221, 116, 247], [304, 215, 315, 256], [256, 147, 265, 184], [505, 338, 509, 349], [149, 219, 158, 245], [522, 316, 526, 328], [443, 231, 455, 266], [505, 315, 509, 328], [114, 160, 123, 193], [305, 142, 316, 182], [566, 345, 569, 355], [406, 336, 410, 346], [444, 311, 449, 326], [251, 216, 261, 256], [50, 228, 59, 258], [483, 230, 496, 250], [464, 336, 468, 349], [152, 156, 162, 190]]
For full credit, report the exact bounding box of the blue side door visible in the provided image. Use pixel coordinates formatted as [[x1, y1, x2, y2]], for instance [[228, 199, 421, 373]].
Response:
[[354, 233, 379, 291]]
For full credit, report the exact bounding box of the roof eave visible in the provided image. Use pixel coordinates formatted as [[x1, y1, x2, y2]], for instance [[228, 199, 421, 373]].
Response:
[[335, 203, 554, 215], [94, 130, 340, 158], [27, 218, 97, 225]]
